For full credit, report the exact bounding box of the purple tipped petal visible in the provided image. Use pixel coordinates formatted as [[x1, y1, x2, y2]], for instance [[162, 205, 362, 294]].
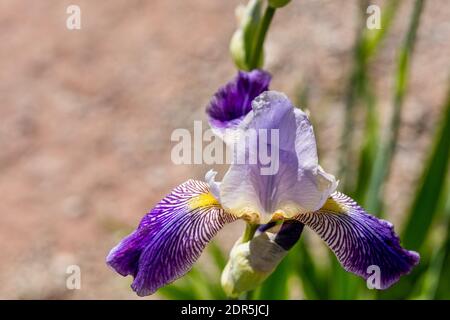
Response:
[[275, 221, 304, 250], [257, 221, 304, 250], [206, 69, 271, 131], [294, 192, 419, 289], [106, 180, 236, 296]]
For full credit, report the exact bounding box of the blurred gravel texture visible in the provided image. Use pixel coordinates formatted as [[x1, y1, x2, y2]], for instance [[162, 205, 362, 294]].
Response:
[[0, 0, 449, 299]]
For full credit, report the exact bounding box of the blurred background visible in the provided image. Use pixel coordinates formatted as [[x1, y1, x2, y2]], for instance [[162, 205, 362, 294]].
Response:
[[0, 0, 449, 299]]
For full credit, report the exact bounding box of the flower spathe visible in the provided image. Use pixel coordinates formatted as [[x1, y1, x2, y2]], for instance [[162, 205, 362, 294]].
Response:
[[107, 71, 419, 296], [221, 221, 304, 297]]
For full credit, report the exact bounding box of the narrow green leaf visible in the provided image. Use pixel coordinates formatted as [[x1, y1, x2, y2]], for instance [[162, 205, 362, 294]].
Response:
[[354, 82, 379, 203], [378, 82, 450, 299], [362, 0, 400, 59], [402, 85, 450, 250], [338, 0, 399, 192], [434, 182, 450, 299], [407, 175, 449, 299], [365, 0, 425, 215]]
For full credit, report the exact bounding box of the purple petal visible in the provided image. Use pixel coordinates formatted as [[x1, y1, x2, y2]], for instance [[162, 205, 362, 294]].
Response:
[[106, 180, 236, 296], [219, 91, 337, 223], [257, 221, 304, 250], [206, 69, 271, 132], [294, 192, 420, 289], [275, 221, 304, 250]]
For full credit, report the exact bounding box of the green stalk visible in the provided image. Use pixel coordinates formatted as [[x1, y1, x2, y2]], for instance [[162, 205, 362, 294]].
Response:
[[365, 0, 425, 215], [362, 0, 400, 57], [377, 80, 450, 299], [354, 80, 379, 203], [339, 0, 400, 193], [434, 186, 450, 298], [337, 0, 369, 191], [249, 5, 276, 69], [353, 0, 400, 203], [234, 223, 259, 300], [415, 177, 450, 299], [402, 81, 450, 249], [331, 1, 392, 299], [242, 222, 258, 242]]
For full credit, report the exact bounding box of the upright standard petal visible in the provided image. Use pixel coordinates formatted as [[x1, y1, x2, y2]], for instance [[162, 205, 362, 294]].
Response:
[[106, 180, 236, 296], [221, 220, 304, 297], [219, 91, 337, 223], [206, 69, 271, 135], [293, 192, 420, 289]]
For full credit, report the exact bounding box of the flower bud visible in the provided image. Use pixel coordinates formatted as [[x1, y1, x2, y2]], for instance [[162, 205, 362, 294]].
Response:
[[230, 0, 263, 70], [268, 0, 291, 8], [229, 29, 248, 71], [221, 221, 304, 297], [221, 232, 287, 297]]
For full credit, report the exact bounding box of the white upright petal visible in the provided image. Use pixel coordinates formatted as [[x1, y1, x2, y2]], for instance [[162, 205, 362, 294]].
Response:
[[219, 91, 337, 223]]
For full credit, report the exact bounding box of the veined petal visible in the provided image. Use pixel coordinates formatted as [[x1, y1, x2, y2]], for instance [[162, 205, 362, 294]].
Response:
[[106, 180, 237, 296], [293, 192, 420, 289], [219, 91, 337, 223], [206, 69, 271, 137]]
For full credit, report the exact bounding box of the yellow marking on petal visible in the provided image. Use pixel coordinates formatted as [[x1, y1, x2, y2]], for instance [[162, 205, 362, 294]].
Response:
[[225, 205, 261, 223], [236, 209, 261, 224], [189, 192, 220, 210], [321, 197, 348, 213], [271, 211, 286, 222], [270, 202, 309, 222]]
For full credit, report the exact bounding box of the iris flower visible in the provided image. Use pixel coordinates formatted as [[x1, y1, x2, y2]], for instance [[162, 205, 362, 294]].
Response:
[[107, 70, 419, 297]]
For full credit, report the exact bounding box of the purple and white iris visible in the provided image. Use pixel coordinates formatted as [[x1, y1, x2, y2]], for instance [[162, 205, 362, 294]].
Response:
[[107, 70, 419, 297]]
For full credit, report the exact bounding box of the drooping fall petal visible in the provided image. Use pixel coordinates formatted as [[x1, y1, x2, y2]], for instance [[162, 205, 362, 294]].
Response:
[[106, 180, 236, 296], [293, 192, 420, 289]]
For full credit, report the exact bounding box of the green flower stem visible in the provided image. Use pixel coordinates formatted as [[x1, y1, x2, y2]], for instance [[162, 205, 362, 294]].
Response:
[[226, 223, 258, 300], [242, 223, 258, 242], [249, 5, 276, 69]]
